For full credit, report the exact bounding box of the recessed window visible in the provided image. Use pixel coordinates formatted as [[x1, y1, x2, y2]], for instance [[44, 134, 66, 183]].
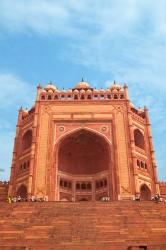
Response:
[[87, 183, 92, 190], [81, 183, 86, 189], [104, 179, 107, 186], [134, 129, 145, 150], [54, 95, 58, 99], [76, 183, 80, 189], [23, 162, 26, 169], [22, 130, 32, 150], [64, 181, 67, 187], [96, 182, 99, 188], [41, 95, 45, 100]]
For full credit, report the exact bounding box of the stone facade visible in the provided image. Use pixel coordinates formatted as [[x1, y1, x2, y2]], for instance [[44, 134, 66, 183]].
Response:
[[159, 182, 166, 198], [8, 80, 161, 201], [0, 181, 9, 201]]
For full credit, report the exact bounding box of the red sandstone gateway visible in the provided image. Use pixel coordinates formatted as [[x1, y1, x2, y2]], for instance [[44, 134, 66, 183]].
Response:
[[0, 80, 166, 250], [7, 80, 163, 201]]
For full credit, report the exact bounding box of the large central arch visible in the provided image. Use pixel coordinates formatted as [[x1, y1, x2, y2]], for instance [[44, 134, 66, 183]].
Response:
[[56, 128, 113, 201]]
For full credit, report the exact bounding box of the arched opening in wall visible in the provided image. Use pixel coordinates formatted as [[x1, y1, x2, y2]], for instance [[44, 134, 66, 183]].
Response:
[[16, 184, 27, 199], [22, 130, 32, 150], [57, 129, 111, 201], [140, 184, 151, 201], [134, 129, 145, 150]]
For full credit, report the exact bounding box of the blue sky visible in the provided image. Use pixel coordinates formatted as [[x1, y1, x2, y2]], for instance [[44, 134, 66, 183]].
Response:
[[0, 0, 166, 181]]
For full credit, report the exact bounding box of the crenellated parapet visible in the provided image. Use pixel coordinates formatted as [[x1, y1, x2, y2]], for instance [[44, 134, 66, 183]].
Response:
[[38, 80, 127, 101]]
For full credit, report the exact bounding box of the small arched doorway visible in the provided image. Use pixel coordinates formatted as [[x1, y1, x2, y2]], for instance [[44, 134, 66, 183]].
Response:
[[57, 129, 112, 201], [16, 184, 27, 199], [140, 184, 151, 201]]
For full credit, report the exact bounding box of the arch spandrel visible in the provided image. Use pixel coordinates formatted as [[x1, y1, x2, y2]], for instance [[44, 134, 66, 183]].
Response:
[[54, 127, 112, 148]]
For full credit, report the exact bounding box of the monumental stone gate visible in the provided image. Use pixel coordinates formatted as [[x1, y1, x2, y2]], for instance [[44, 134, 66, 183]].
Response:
[[8, 80, 160, 201]]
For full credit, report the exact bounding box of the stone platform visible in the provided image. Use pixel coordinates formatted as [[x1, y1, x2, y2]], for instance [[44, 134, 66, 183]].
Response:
[[0, 201, 166, 250]]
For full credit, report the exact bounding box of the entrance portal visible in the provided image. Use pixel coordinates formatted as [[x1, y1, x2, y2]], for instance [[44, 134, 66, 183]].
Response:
[[140, 184, 151, 201], [58, 129, 111, 201], [16, 185, 27, 199]]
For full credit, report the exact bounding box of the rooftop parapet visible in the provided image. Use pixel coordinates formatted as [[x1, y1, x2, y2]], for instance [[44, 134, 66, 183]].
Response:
[[38, 80, 127, 101]]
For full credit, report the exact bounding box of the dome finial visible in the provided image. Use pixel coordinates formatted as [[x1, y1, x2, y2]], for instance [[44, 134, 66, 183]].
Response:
[[37, 83, 42, 89], [81, 77, 84, 82], [19, 106, 23, 112], [114, 80, 116, 85]]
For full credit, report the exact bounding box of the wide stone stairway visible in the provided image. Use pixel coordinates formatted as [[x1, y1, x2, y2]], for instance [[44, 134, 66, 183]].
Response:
[[0, 201, 165, 250]]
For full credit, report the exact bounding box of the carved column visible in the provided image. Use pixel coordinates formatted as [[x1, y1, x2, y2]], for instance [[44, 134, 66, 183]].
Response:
[[144, 106, 158, 193]]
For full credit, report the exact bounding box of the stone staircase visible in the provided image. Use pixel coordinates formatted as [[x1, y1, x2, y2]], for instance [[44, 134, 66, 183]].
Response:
[[0, 201, 165, 250]]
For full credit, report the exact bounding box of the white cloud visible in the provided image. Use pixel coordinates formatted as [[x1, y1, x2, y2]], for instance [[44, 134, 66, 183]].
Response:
[[0, 73, 35, 109], [0, 131, 14, 180]]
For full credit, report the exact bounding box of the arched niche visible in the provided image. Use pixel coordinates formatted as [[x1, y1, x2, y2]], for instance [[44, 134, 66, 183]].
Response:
[[58, 129, 110, 175], [140, 184, 151, 201], [134, 129, 145, 150], [22, 130, 32, 150], [16, 184, 27, 199]]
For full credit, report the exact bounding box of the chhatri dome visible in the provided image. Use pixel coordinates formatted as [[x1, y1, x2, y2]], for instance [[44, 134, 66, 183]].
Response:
[[44, 82, 57, 91], [110, 80, 122, 91], [75, 78, 90, 89]]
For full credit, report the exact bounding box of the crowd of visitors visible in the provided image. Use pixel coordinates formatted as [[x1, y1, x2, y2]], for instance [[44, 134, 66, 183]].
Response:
[[133, 193, 165, 203], [100, 196, 110, 202], [7, 195, 48, 203], [151, 194, 165, 203], [6, 194, 165, 203]]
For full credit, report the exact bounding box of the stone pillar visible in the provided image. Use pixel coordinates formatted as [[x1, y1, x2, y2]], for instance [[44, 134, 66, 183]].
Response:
[[124, 83, 129, 100], [92, 180, 95, 201], [144, 106, 158, 193], [73, 180, 76, 202], [28, 87, 41, 197], [114, 109, 132, 199], [127, 102, 137, 195]]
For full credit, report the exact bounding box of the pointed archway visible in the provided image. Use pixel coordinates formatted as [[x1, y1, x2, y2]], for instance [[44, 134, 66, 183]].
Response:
[[140, 184, 151, 201], [56, 129, 112, 201], [16, 184, 27, 199]]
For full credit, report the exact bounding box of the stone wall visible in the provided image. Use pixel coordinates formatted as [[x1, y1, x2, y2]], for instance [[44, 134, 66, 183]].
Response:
[[0, 181, 9, 201], [159, 182, 166, 198]]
